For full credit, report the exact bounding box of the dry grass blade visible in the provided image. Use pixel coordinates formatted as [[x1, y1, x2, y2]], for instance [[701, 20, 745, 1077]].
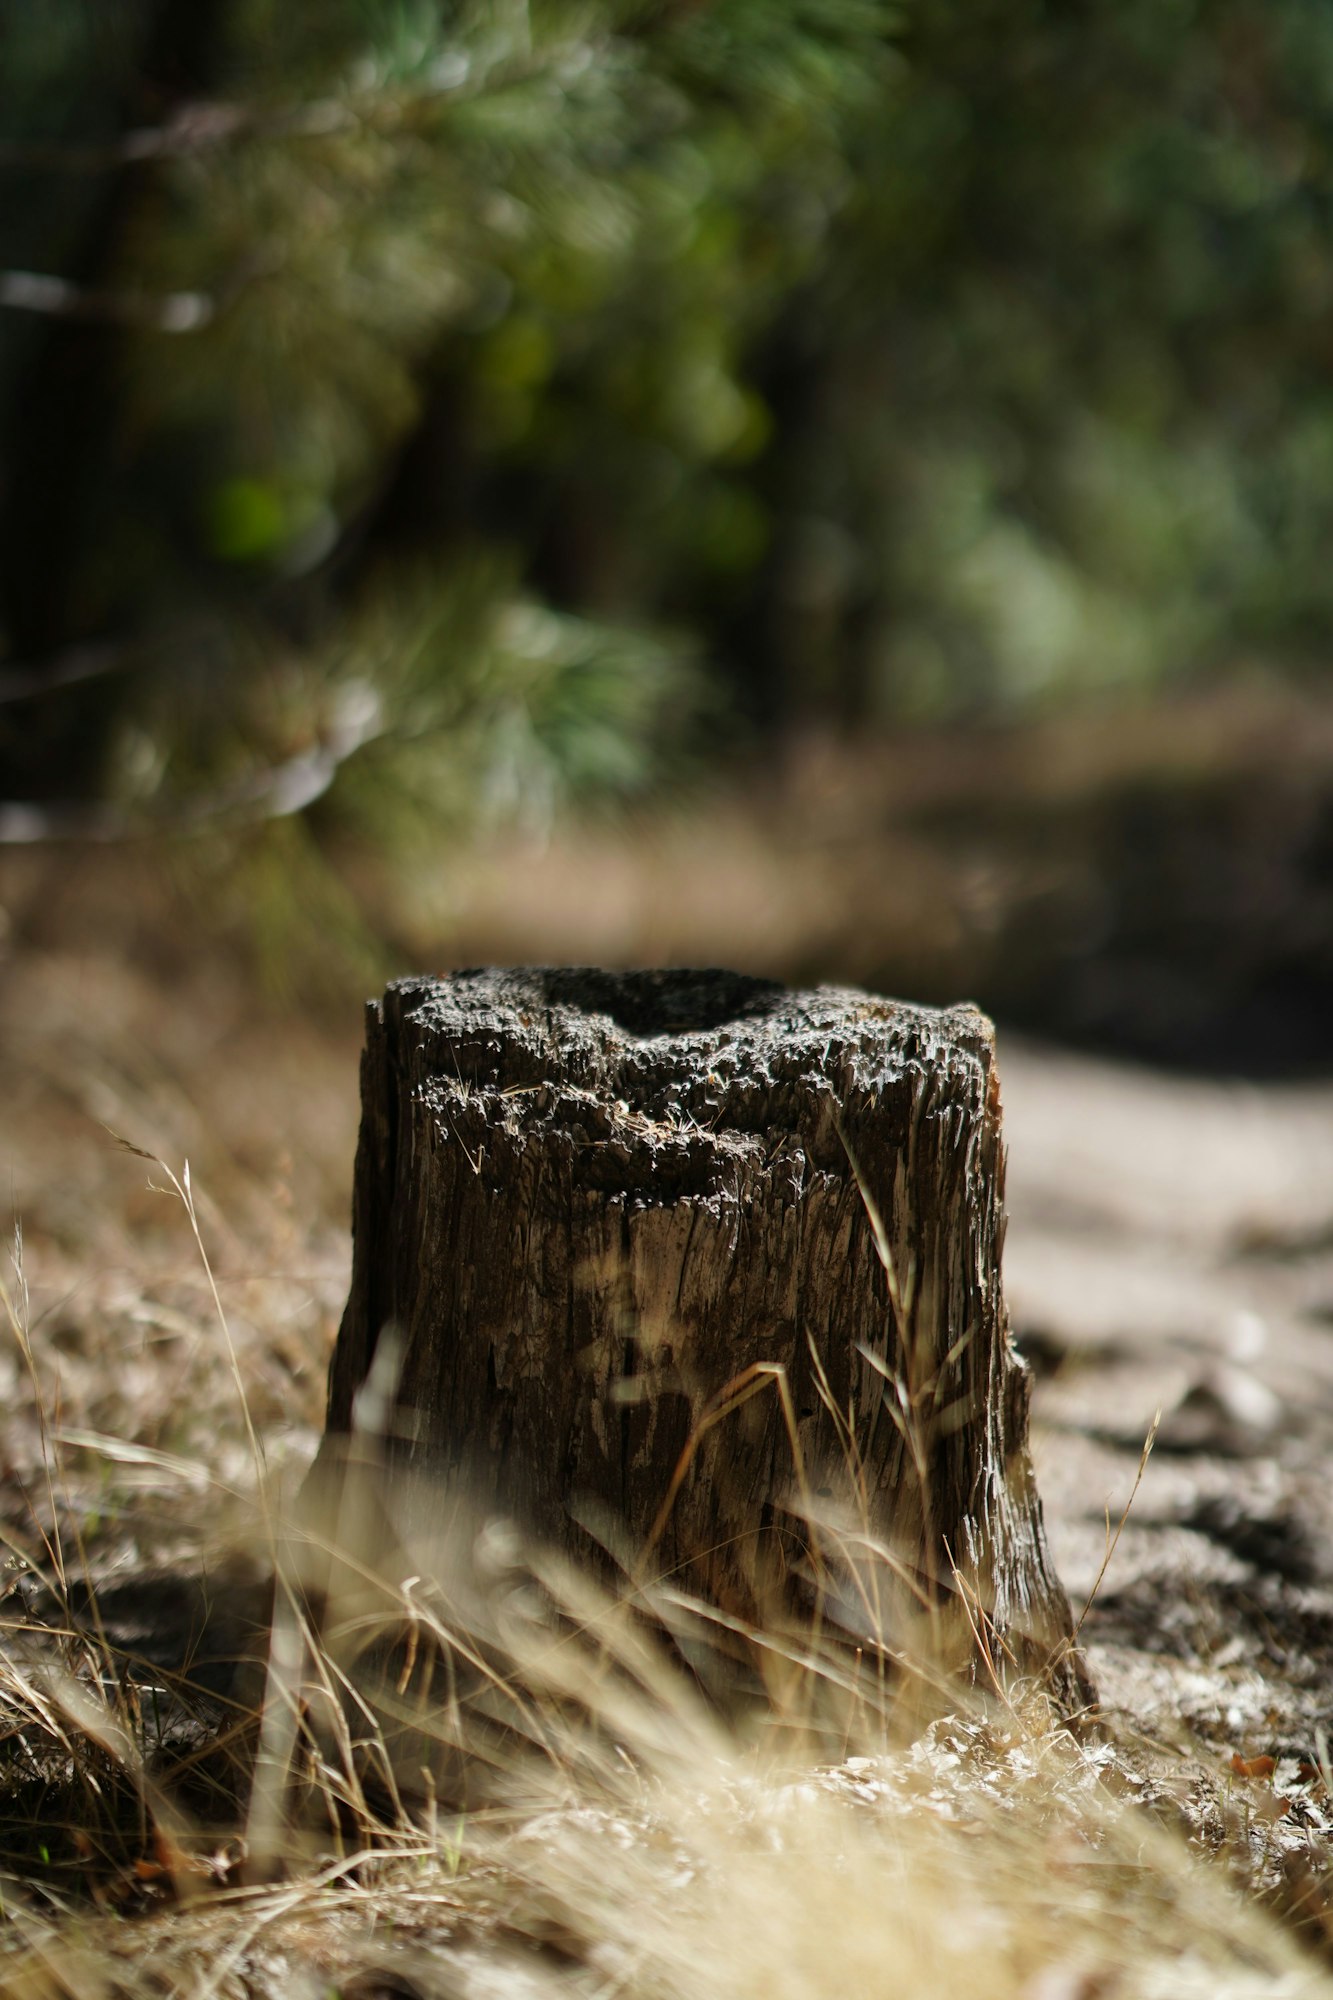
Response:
[[1073, 1407, 1162, 1643], [104, 1132, 270, 1492]]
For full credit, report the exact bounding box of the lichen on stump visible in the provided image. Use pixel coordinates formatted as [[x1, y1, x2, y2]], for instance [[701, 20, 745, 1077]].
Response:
[[318, 967, 1087, 1709]]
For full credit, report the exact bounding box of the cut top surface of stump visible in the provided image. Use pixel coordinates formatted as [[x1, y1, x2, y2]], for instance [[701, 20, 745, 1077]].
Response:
[[378, 966, 1001, 1182], [391, 964, 997, 1073], [321, 967, 1086, 1711]]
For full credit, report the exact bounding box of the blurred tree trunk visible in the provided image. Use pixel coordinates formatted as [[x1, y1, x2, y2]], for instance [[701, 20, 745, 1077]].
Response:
[[0, 0, 229, 797]]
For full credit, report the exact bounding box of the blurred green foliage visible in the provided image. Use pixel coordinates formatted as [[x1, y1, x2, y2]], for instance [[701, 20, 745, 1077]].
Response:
[[2, 0, 1333, 861]]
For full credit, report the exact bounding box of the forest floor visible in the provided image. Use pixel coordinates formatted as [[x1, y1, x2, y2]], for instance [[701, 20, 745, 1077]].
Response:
[[4, 728, 1333, 1994]]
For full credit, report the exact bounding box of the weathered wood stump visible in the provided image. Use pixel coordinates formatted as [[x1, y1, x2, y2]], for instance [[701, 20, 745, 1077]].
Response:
[[317, 968, 1087, 1707]]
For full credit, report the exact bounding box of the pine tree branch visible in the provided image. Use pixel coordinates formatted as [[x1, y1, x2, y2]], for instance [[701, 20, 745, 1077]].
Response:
[[0, 102, 252, 172], [0, 98, 353, 173], [0, 268, 215, 331], [0, 45, 552, 177], [0, 688, 385, 844], [0, 644, 126, 705]]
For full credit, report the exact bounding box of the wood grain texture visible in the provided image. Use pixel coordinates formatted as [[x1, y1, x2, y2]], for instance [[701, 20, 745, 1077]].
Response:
[[319, 968, 1087, 1706]]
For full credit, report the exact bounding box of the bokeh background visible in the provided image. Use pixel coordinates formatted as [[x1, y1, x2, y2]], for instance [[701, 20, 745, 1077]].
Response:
[[4, 0, 1333, 1069]]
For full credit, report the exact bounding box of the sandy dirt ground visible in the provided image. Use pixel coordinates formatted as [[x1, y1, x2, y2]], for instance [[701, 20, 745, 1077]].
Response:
[[1003, 1039, 1333, 1763]]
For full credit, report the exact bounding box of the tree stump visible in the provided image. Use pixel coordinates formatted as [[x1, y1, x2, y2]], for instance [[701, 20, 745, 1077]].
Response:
[[316, 968, 1088, 1708]]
